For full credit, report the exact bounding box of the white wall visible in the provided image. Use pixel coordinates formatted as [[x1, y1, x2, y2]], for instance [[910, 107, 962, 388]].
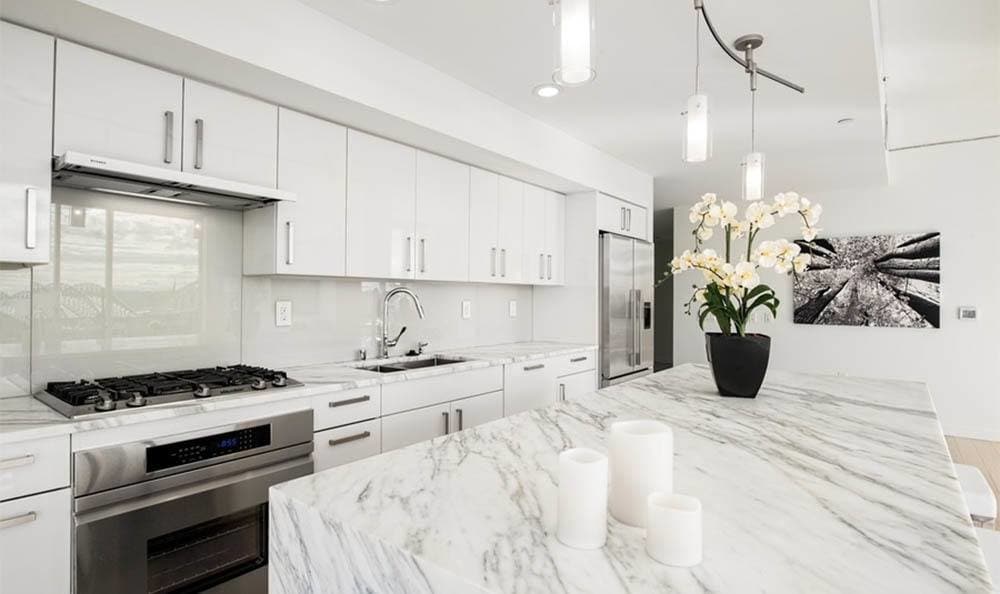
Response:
[[672, 138, 1000, 440]]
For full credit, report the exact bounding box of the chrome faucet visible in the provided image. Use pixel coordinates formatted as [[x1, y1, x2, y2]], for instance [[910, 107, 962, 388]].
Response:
[[379, 287, 425, 358]]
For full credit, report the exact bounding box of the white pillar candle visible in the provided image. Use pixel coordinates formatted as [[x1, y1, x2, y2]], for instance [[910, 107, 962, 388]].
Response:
[[645, 493, 703, 567], [556, 447, 608, 549], [608, 420, 673, 527]]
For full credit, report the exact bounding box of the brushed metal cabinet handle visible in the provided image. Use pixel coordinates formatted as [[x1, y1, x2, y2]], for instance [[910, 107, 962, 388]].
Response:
[[620, 206, 626, 230], [328, 431, 371, 447], [24, 188, 37, 250], [0, 454, 34, 470], [420, 238, 426, 273], [405, 236, 413, 272], [570, 356, 588, 363], [547, 254, 553, 280], [456, 408, 464, 431], [0, 511, 37, 530], [194, 118, 204, 169], [286, 221, 295, 265], [442, 411, 450, 435], [163, 110, 174, 164], [538, 253, 544, 280], [524, 363, 545, 371], [490, 247, 497, 277], [559, 383, 566, 402], [626, 208, 632, 232], [328, 395, 371, 408], [500, 248, 507, 277]]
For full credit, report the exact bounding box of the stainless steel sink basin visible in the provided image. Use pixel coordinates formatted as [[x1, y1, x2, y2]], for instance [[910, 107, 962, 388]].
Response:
[[359, 356, 469, 374]]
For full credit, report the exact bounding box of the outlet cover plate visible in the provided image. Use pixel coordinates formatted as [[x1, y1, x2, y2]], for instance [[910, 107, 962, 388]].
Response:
[[275, 300, 292, 327], [508, 300, 518, 317], [462, 300, 472, 319]]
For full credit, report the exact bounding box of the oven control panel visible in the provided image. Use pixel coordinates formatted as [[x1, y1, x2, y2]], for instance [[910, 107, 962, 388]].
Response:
[[147, 424, 272, 472]]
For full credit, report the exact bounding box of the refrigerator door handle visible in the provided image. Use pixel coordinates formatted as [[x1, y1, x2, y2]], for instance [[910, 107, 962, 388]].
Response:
[[634, 289, 642, 366], [626, 289, 635, 367]]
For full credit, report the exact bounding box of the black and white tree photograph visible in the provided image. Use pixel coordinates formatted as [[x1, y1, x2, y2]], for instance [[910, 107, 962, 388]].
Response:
[[793, 232, 940, 328]]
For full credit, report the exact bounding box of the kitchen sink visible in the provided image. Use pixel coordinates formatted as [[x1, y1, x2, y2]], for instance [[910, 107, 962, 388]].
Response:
[[359, 356, 469, 373]]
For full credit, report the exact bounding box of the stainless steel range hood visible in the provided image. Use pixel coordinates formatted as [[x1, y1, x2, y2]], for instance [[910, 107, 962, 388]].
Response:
[[52, 151, 295, 209]]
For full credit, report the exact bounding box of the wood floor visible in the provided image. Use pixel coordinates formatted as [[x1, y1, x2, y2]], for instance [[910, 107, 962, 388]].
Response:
[[946, 436, 1000, 531]]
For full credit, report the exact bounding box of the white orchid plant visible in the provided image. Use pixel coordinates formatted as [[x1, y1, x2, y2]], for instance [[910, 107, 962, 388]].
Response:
[[668, 192, 823, 336]]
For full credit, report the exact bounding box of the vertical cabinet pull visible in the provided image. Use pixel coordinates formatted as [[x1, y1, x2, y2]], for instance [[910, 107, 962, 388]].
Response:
[[547, 254, 553, 280], [0, 511, 37, 530], [620, 206, 626, 230], [194, 118, 205, 169], [559, 383, 566, 402], [500, 248, 507, 277], [419, 238, 427, 273], [442, 411, 451, 435], [405, 236, 413, 272], [24, 188, 37, 250], [456, 408, 464, 431], [285, 221, 295, 265], [163, 111, 174, 164], [626, 208, 632, 232], [490, 247, 497, 277], [538, 253, 545, 280]]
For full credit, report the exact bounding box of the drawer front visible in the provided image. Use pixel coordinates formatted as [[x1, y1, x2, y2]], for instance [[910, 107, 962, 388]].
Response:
[[0, 435, 70, 502], [381, 366, 503, 415], [0, 487, 71, 594], [313, 420, 381, 472], [558, 370, 598, 402], [504, 360, 558, 416], [555, 351, 597, 377], [313, 386, 381, 431]]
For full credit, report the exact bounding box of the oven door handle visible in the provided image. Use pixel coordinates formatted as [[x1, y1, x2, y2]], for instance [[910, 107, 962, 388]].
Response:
[[75, 446, 312, 518]]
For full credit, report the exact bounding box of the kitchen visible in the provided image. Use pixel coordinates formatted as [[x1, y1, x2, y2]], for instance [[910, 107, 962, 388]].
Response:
[[1, 0, 998, 593]]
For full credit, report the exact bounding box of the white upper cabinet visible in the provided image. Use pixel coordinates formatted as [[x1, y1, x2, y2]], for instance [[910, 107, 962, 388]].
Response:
[[469, 168, 500, 282], [497, 175, 525, 283], [182, 80, 278, 187], [54, 40, 183, 168], [415, 152, 470, 282], [346, 130, 417, 279], [598, 192, 647, 240], [543, 190, 566, 284], [1, 23, 53, 266], [522, 184, 547, 284], [244, 108, 347, 276]]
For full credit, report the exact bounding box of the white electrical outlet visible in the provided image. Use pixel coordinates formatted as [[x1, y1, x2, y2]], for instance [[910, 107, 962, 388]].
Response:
[[462, 300, 472, 319], [275, 300, 292, 327], [509, 300, 518, 317]]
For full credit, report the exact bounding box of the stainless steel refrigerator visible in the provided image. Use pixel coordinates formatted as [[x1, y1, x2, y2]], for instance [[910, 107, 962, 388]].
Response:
[[600, 232, 654, 386]]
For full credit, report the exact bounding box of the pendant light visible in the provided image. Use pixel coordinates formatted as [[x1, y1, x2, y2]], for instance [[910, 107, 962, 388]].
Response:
[[737, 34, 764, 201], [682, 11, 710, 163], [551, 0, 596, 87]]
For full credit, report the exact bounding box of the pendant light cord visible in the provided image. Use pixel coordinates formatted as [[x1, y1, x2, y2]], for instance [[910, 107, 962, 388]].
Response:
[[694, 11, 701, 94], [751, 82, 756, 152]]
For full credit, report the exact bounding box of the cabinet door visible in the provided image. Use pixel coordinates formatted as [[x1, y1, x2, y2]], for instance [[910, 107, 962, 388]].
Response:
[[469, 168, 500, 282], [0, 488, 71, 594], [244, 108, 347, 276], [497, 175, 525, 283], [313, 419, 381, 472], [543, 190, 566, 285], [597, 193, 629, 236], [346, 130, 417, 280], [558, 370, 597, 402], [415, 152, 470, 281], [1, 23, 53, 265], [504, 360, 558, 416], [625, 204, 648, 241], [54, 40, 183, 168], [381, 403, 451, 452], [182, 79, 277, 187], [450, 391, 503, 433], [522, 184, 547, 284]]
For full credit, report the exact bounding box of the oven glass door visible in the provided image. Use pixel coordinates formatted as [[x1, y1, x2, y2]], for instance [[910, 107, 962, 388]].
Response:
[[75, 457, 311, 594]]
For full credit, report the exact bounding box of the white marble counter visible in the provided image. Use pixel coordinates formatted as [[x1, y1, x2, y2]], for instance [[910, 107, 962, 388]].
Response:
[[269, 364, 992, 594], [0, 342, 595, 444]]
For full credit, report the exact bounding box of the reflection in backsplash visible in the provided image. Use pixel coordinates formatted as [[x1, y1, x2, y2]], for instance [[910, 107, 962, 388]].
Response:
[[0, 267, 31, 397], [30, 188, 242, 390]]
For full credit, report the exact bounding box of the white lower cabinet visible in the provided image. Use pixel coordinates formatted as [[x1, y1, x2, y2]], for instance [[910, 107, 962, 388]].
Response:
[[504, 360, 559, 416], [381, 403, 451, 452], [314, 419, 382, 472], [0, 487, 71, 594], [558, 370, 598, 402], [450, 391, 503, 433]]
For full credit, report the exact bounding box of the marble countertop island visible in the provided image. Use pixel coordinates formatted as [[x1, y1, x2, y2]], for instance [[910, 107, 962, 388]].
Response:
[[269, 364, 992, 594]]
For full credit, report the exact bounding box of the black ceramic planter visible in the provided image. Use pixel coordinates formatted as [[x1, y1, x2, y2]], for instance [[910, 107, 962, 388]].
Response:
[[704, 333, 771, 398]]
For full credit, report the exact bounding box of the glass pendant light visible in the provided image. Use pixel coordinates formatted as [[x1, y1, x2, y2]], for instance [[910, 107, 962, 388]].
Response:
[[552, 0, 596, 86], [682, 13, 710, 163], [738, 35, 764, 201]]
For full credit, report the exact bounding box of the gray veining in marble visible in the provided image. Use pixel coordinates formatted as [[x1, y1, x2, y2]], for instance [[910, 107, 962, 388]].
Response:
[[268, 364, 992, 594]]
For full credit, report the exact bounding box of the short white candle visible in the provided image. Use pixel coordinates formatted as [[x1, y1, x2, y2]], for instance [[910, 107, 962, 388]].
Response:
[[608, 420, 673, 527], [645, 493, 703, 567], [556, 447, 608, 549]]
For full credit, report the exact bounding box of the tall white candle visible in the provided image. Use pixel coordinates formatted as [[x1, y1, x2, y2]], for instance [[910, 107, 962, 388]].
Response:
[[556, 447, 608, 549], [645, 493, 703, 567], [608, 419, 673, 527]]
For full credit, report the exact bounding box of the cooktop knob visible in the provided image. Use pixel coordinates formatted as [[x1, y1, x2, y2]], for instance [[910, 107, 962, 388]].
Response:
[[94, 391, 116, 411], [193, 384, 212, 398], [125, 392, 147, 407], [271, 375, 287, 387], [251, 378, 268, 390]]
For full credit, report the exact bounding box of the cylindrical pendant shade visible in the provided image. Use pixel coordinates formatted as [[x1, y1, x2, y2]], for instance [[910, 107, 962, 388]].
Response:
[[742, 151, 764, 201], [553, 0, 595, 86], [682, 94, 711, 163], [608, 420, 673, 527], [646, 493, 703, 567], [556, 448, 608, 549]]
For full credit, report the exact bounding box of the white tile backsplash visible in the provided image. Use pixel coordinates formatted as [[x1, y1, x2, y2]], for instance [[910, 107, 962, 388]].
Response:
[[0, 267, 31, 397]]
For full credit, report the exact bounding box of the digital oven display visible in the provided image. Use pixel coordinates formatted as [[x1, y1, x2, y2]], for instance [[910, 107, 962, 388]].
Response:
[[146, 424, 272, 472]]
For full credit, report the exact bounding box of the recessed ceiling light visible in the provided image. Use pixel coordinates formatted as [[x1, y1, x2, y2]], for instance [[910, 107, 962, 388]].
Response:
[[836, 117, 855, 126], [533, 84, 561, 99]]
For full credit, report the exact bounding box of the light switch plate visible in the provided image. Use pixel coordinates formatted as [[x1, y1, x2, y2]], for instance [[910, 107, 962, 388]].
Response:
[[508, 300, 518, 317], [275, 300, 292, 327], [462, 300, 472, 319]]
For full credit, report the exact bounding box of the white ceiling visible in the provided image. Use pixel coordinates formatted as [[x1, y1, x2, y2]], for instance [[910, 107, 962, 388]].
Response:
[[302, 0, 888, 205]]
